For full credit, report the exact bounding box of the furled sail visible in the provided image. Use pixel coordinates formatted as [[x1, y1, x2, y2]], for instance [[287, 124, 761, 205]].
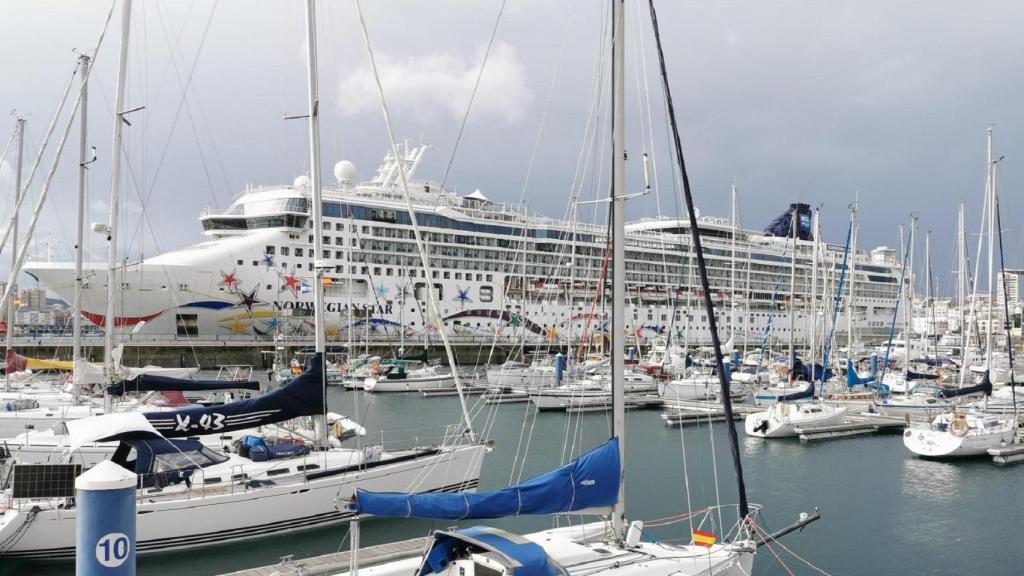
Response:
[[937, 372, 992, 398], [5, 348, 74, 371], [143, 353, 324, 438], [107, 374, 261, 396], [351, 437, 620, 519]]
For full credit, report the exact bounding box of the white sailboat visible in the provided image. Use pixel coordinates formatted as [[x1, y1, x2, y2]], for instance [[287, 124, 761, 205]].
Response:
[[905, 128, 1015, 458], [332, 3, 763, 575], [0, 0, 486, 558]]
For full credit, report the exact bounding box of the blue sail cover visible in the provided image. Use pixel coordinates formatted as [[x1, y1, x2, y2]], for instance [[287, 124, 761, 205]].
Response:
[[143, 353, 324, 438], [107, 374, 261, 396], [352, 438, 620, 519], [420, 527, 567, 576], [775, 381, 814, 402], [846, 359, 874, 387], [763, 203, 814, 241]]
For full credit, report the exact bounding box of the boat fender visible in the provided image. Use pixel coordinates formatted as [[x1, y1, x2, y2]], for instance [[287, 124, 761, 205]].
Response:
[[950, 415, 969, 437]]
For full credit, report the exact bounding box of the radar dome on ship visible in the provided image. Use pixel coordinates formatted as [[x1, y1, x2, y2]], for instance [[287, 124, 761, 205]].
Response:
[[293, 174, 310, 188], [334, 160, 356, 184]]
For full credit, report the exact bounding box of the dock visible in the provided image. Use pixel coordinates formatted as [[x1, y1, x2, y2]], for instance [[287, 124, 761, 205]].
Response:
[[988, 441, 1024, 465], [660, 400, 760, 426], [795, 414, 906, 443], [220, 536, 428, 576], [421, 385, 489, 398]]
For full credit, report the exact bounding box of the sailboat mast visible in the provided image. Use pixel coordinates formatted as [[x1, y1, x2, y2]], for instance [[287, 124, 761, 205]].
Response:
[[610, 0, 627, 536], [985, 127, 995, 371], [73, 54, 90, 401], [5, 117, 24, 392], [304, 0, 328, 448], [847, 207, 857, 357], [645, 0, 749, 521], [788, 208, 796, 368], [906, 217, 916, 358], [730, 183, 737, 338], [809, 207, 819, 379], [957, 202, 965, 349], [925, 231, 932, 357], [104, 0, 132, 412]]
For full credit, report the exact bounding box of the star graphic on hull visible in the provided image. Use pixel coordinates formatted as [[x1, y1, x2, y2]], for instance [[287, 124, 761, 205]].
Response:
[[219, 269, 240, 291], [281, 268, 302, 297], [396, 284, 411, 303], [544, 326, 560, 341], [375, 284, 389, 298], [453, 286, 472, 308], [228, 318, 251, 334], [235, 286, 265, 317], [261, 253, 275, 268], [262, 316, 282, 332], [507, 313, 522, 328]]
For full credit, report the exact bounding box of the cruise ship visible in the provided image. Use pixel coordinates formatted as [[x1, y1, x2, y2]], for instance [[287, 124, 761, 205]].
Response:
[[26, 143, 902, 346]]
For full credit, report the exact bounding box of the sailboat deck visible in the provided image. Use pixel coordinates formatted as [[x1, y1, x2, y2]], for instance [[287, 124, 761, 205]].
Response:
[[219, 536, 429, 576]]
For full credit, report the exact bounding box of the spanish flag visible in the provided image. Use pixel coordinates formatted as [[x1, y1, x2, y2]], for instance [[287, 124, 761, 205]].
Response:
[[692, 529, 717, 547]]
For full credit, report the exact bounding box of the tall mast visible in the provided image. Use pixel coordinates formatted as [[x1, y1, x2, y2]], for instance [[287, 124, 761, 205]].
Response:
[[809, 207, 819, 379], [788, 208, 796, 368], [924, 231, 933, 357], [609, 0, 627, 536], [304, 0, 328, 448], [646, 0, 749, 521], [730, 183, 737, 338], [985, 127, 995, 371], [73, 54, 90, 401], [957, 202, 965, 343], [906, 217, 916, 358], [846, 207, 857, 357], [104, 0, 132, 412], [5, 117, 24, 391]]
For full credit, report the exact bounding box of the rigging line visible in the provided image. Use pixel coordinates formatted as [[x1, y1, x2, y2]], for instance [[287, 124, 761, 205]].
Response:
[[437, 0, 507, 196], [646, 0, 750, 521], [516, 1, 576, 206], [124, 0, 219, 252], [959, 177, 990, 386], [353, 0, 474, 437], [0, 60, 81, 257], [0, 0, 117, 317]]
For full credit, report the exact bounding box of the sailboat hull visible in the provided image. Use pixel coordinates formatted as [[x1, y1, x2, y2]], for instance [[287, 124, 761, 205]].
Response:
[[0, 443, 486, 559]]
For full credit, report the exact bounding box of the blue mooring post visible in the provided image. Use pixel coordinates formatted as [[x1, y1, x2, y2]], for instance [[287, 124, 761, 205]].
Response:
[[731, 351, 740, 367], [554, 352, 565, 383], [76, 460, 137, 576], [722, 362, 732, 383], [870, 352, 879, 379]]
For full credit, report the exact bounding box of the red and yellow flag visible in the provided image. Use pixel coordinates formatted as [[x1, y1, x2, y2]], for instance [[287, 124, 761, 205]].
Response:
[[692, 529, 717, 547]]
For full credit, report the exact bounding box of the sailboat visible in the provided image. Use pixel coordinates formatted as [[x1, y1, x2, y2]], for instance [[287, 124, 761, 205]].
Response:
[[0, 0, 486, 558], [745, 208, 846, 438], [330, 2, 767, 574], [904, 128, 1016, 458]]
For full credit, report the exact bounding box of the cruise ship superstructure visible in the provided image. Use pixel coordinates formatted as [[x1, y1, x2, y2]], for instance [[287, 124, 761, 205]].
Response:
[[26, 144, 903, 346]]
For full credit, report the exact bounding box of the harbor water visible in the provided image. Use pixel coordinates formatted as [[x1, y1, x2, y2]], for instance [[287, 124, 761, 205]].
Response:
[[5, 382, 1024, 575]]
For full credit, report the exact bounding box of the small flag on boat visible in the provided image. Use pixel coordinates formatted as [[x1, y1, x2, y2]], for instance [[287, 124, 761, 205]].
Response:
[[692, 529, 717, 547]]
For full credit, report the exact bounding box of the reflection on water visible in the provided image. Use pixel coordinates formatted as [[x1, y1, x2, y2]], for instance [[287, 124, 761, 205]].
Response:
[[901, 458, 962, 502], [744, 436, 767, 454]]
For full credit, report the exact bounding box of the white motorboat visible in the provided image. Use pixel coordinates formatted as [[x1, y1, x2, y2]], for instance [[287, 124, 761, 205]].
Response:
[[745, 401, 847, 438]]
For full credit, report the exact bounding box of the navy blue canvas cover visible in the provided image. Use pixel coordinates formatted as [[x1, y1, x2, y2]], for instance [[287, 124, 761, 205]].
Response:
[[143, 354, 324, 437], [420, 527, 567, 576], [107, 374, 261, 396]]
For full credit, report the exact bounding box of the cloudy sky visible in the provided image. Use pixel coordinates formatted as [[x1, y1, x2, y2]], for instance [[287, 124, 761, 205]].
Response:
[[1, 0, 1022, 295]]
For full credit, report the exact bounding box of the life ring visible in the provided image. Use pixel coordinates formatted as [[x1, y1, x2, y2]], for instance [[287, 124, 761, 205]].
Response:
[[950, 415, 969, 437]]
